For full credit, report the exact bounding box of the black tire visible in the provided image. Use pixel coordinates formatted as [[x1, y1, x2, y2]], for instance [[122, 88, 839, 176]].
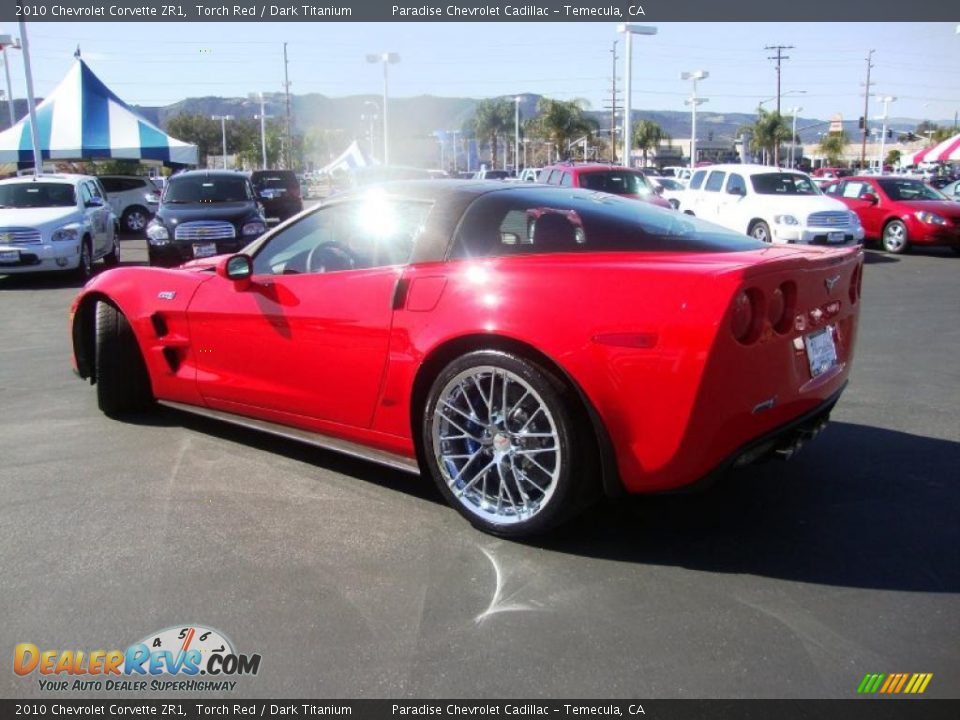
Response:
[[881, 219, 909, 254], [750, 220, 772, 243], [121, 206, 150, 236], [74, 238, 93, 280], [94, 302, 153, 417], [103, 233, 120, 267], [421, 350, 599, 538]]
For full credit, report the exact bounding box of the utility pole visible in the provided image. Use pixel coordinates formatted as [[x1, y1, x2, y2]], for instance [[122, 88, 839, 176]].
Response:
[[259, 93, 268, 169], [861, 49, 875, 169], [765, 44, 793, 167], [283, 42, 292, 170], [610, 40, 618, 163]]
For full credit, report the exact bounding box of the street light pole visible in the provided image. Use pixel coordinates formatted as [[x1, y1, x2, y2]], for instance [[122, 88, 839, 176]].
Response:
[[514, 96, 521, 174], [681, 71, 709, 171], [876, 95, 896, 173], [618, 23, 657, 168], [259, 93, 268, 169], [366, 53, 400, 165], [16, 22, 41, 176], [789, 106, 802, 168], [212, 115, 233, 169], [0, 36, 21, 128]]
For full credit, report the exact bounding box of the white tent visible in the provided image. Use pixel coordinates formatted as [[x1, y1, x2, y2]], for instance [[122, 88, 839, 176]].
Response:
[[0, 59, 197, 167]]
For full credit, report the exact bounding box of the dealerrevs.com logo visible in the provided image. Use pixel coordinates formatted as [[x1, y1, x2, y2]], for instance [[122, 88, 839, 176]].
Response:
[[14, 625, 262, 692]]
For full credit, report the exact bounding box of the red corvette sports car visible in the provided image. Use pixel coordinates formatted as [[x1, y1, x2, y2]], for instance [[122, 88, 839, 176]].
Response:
[[71, 181, 863, 537]]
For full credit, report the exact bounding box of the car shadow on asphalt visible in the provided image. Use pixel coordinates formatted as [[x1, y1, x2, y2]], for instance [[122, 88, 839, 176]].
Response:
[[862, 249, 900, 264], [540, 421, 959, 593]]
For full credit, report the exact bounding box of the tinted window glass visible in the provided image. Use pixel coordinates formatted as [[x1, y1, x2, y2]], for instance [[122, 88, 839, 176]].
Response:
[[451, 188, 764, 258], [99, 178, 122, 193], [251, 195, 431, 275], [578, 171, 652, 196], [0, 182, 76, 208], [704, 171, 726, 192], [876, 179, 945, 201], [689, 170, 706, 190], [251, 171, 298, 190], [164, 176, 251, 204], [750, 173, 819, 195], [726, 174, 746, 195], [544, 170, 560, 185], [560, 173, 573, 187]]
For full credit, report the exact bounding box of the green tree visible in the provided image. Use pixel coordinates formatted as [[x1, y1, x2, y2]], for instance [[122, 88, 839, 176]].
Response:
[[818, 130, 850, 166], [164, 113, 222, 167], [885, 148, 901, 168], [632, 119, 670, 168], [525, 98, 597, 161], [737, 109, 792, 165], [464, 98, 514, 168]]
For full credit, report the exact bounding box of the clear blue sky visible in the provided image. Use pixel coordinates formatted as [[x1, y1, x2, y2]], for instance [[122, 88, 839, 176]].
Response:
[[4, 21, 959, 124]]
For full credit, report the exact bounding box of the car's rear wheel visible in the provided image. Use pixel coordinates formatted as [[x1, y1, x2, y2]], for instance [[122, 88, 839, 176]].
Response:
[[750, 220, 772, 243], [422, 350, 597, 538], [74, 238, 93, 280], [122, 206, 150, 235], [103, 233, 120, 267], [881, 220, 909, 254], [94, 301, 153, 417]]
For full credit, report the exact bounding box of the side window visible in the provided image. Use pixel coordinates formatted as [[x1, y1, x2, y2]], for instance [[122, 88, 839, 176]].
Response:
[[704, 171, 726, 192], [842, 181, 866, 199], [79, 183, 93, 206], [453, 199, 587, 259], [99, 178, 120, 193], [726, 174, 746, 195], [823, 182, 840, 196], [560, 173, 573, 187], [251, 198, 429, 276], [689, 170, 707, 190], [86, 181, 104, 200]]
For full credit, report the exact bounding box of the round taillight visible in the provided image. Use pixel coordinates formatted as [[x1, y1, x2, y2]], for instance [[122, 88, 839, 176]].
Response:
[[732, 288, 763, 344], [772, 281, 796, 334], [768, 287, 785, 329]]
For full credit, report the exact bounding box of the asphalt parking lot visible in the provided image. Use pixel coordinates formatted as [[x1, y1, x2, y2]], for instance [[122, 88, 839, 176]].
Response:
[[0, 237, 957, 699]]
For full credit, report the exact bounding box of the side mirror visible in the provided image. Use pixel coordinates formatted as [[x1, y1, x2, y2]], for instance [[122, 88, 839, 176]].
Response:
[[85, 196, 104, 208], [861, 192, 879, 205], [144, 192, 160, 205], [653, 185, 664, 196], [728, 185, 745, 196], [217, 254, 253, 288]]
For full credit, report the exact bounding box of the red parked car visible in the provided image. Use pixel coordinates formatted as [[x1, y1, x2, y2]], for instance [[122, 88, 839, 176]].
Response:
[[824, 176, 960, 254], [71, 181, 862, 537], [538, 162, 674, 209]]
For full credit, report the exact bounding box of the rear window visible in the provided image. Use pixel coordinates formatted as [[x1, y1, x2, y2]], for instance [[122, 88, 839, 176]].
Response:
[[751, 173, 820, 195], [251, 171, 298, 190], [450, 188, 764, 258], [578, 171, 653, 196]]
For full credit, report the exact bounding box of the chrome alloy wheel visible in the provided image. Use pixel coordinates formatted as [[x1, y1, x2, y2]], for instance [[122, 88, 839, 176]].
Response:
[[431, 366, 561, 525], [882, 221, 907, 253]]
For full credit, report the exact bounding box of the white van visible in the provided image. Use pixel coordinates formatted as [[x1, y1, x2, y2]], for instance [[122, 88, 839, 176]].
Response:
[[678, 164, 864, 245]]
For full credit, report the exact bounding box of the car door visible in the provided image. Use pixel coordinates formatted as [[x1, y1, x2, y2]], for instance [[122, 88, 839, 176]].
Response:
[[79, 181, 109, 256], [186, 196, 431, 429], [837, 180, 883, 237]]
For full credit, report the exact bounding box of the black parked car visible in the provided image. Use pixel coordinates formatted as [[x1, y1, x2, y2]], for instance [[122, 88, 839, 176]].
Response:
[[250, 170, 303, 222], [145, 171, 266, 267]]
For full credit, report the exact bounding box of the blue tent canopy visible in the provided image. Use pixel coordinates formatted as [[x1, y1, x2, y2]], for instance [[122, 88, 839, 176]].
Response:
[[0, 59, 198, 167]]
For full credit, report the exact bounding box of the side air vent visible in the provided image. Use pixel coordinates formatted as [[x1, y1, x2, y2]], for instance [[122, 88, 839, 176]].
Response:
[[151, 313, 169, 338]]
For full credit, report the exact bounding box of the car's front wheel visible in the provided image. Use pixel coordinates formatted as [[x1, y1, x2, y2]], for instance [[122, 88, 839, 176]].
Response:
[[750, 220, 772, 243], [74, 238, 93, 280], [422, 350, 597, 537], [94, 301, 153, 417], [122, 206, 150, 235], [882, 219, 909, 254]]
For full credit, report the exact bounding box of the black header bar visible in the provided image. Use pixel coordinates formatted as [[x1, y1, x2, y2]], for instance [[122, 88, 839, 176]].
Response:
[[0, 0, 956, 22]]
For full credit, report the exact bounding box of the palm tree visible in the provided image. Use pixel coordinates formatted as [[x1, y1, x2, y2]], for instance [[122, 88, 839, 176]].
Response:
[[465, 98, 514, 168], [526, 98, 598, 160], [738, 109, 792, 166], [632, 119, 670, 168], [818, 130, 850, 166]]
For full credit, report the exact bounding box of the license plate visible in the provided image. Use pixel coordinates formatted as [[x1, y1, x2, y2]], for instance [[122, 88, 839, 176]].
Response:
[[192, 243, 217, 258], [804, 326, 839, 378], [0, 249, 19, 264], [827, 231, 846, 244]]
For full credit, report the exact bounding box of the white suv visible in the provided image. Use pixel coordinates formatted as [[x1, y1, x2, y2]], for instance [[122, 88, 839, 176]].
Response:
[[0, 174, 120, 279], [679, 164, 864, 245], [98, 175, 160, 235]]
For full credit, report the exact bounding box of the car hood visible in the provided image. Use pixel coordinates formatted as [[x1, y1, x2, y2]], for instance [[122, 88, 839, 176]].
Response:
[[894, 200, 960, 218], [0, 206, 80, 228], [155, 202, 260, 226], [754, 195, 850, 214], [625, 193, 673, 209]]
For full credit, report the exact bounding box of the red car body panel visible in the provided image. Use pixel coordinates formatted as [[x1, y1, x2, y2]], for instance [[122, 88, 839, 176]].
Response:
[[826, 176, 960, 247], [73, 193, 862, 496]]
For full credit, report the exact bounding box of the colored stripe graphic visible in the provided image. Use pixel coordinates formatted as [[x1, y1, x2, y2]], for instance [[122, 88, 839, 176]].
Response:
[[858, 672, 933, 694]]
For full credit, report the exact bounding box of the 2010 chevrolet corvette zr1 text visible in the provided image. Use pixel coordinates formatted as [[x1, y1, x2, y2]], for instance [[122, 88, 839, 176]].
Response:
[[70, 181, 863, 537]]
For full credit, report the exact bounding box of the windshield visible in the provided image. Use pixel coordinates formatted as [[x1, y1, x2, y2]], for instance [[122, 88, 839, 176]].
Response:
[[750, 173, 820, 195], [579, 171, 653, 195], [252, 172, 298, 190], [163, 176, 251, 204], [0, 182, 76, 209], [876, 179, 946, 201]]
